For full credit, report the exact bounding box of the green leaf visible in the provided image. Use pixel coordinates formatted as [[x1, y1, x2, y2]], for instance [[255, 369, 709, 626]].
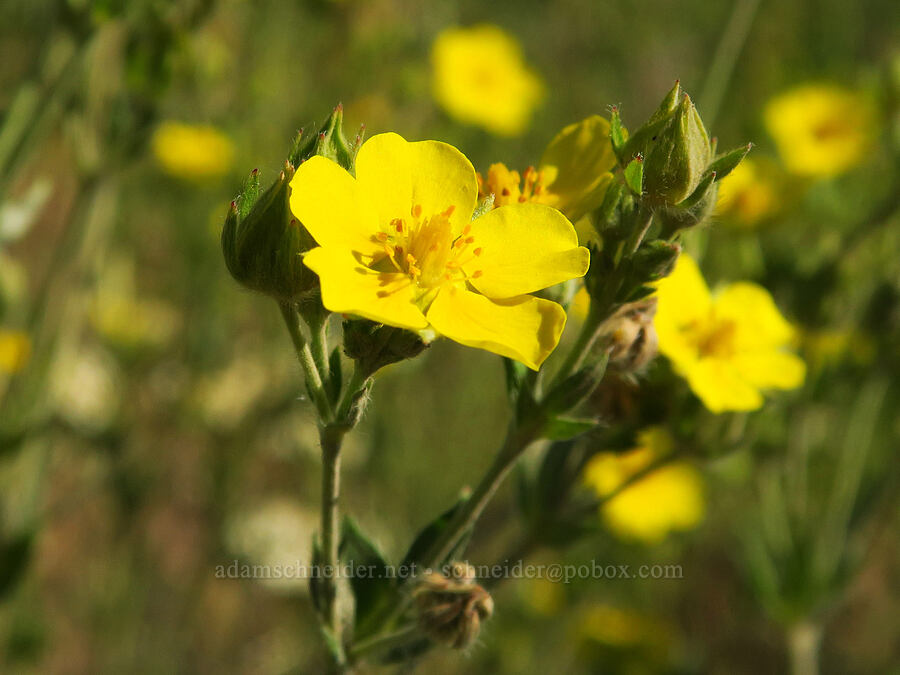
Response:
[[709, 142, 752, 182], [0, 532, 33, 599], [543, 416, 601, 441], [339, 517, 396, 638], [401, 494, 472, 571], [624, 156, 644, 195]]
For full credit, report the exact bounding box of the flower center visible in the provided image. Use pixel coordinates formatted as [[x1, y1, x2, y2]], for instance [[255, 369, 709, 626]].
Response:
[[477, 163, 552, 208], [686, 315, 737, 359], [374, 203, 483, 297]]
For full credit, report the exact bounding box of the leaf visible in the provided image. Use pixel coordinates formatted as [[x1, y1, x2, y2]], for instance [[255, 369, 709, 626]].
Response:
[[401, 494, 472, 571], [624, 156, 644, 195], [339, 517, 396, 638], [543, 416, 601, 441], [609, 107, 628, 164]]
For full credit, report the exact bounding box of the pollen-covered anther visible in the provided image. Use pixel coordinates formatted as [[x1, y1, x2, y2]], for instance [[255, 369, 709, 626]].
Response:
[[470, 270, 483, 278], [412, 203, 423, 218]]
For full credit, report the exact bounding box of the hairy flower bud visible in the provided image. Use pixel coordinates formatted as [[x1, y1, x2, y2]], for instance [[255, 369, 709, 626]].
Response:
[[413, 562, 494, 649], [343, 319, 428, 378], [605, 298, 658, 372]]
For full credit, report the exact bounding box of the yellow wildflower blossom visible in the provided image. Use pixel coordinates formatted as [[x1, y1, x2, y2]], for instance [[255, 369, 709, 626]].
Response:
[[0, 330, 30, 373], [477, 115, 616, 223], [152, 122, 234, 180], [764, 84, 874, 178], [431, 25, 544, 136], [715, 157, 778, 226], [654, 254, 805, 412], [289, 133, 589, 370], [583, 427, 704, 544], [579, 604, 670, 648]]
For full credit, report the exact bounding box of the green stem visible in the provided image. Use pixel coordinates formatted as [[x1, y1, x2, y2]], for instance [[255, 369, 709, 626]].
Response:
[[278, 302, 333, 422], [349, 623, 419, 662], [335, 363, 370, 424], [319, 425, 347, 667], [417, 420, 542, 574], [309, 311, 331, 385], [551, 302, 603, 388]]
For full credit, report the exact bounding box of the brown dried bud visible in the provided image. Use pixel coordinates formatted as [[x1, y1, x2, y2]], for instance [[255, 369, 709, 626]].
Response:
[[413, 562, 494, 649], [605, 298, 658, 372]]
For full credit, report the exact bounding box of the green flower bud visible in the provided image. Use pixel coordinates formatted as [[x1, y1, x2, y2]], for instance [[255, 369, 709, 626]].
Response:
[[221, 163, 319, 302], [641, 93, 711, 206], [222, 105, 362, 301], [343, 319, 428, 379], [413, 562, 494, 650]]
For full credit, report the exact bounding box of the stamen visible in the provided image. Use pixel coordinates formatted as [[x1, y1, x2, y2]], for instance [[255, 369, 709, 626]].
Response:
[[376, 232, 389, 242], [443, 205, 456, 217], [470, 270, 483, 278], [473, 247, 482, 256], [412, 204, 422, 218]]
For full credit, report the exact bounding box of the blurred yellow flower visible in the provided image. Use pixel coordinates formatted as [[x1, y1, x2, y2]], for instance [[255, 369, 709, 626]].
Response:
[[290, 132, 589, 370], [764, 84, 874, 178], [715, 157, 778, 226], [152, 121, 234, 180], [431, 24, 544, 136], [579, 604, 670, 647], [478, 115, 616, 222], [654, 254, 805, 412], [0, 330, 30, 373], [583, 427, 705, 544]]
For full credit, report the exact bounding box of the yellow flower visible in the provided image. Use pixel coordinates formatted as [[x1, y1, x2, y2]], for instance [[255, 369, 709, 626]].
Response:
[[654, 254, 805, 412], [289, 133, 589, 370], [478, 115, 616, 223], [579, 604, 670, 648], [431, 25, 544, 136], [0, 330, 30, 373], [152, 122, 234, 180], [764, 84, 874, 178], [715, 157, 778, 226], [583, 427, 705, 544]]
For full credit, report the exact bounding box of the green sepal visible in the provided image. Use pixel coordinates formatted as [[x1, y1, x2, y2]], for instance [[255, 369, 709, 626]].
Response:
[[624, 156, 644, 195], [609, 106, 628, 164], [708, 142, 753, 182], [543, 417, 602, 441]]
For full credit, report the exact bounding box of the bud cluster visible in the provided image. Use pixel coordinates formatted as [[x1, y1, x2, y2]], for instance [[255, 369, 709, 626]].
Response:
[[413, 562, 494, 649]]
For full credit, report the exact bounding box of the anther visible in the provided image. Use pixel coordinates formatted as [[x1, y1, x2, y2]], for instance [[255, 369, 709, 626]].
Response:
[[473, 247, 482, 256], [412, 204, 423, 218]]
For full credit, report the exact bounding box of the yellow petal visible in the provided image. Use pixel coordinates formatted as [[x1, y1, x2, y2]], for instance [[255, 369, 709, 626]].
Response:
[[425, 286, 566, 370], [684, 358, 763, 413], [731, 350, 806, 390], [289, 156, 382, 258], [355, 133, 477, 235], [302, 247, 427, 330], [465, 202, 589, 298], [714, 281, 795, 349], [0, 330, 31, 374], [539, 115, 617, 221], [654, 253, 711, 325]]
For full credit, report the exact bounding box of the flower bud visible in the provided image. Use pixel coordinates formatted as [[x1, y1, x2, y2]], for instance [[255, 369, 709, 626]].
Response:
[[343, 319, 428, 379], [605, 298, 658, 372], [221, 164, 319, 302], [413, 562, 494, 650], [222, 105, 360, 301], [640, 93, 711, 206]]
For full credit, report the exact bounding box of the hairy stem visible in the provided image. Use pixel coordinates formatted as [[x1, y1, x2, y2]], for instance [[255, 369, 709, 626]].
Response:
[[319, 425, 347, 665], [278, 302, 333, 422]]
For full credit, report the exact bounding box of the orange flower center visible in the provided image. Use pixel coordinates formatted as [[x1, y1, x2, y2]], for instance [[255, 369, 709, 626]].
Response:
[[374, 203, 483, 295]]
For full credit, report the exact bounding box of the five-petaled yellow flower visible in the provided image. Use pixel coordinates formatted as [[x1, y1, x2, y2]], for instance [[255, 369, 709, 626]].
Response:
[[152, 121, 234, 180], [583, 427, 704, 544], [654, 254, 805, 412], [764, 84, 874, 178], [431, 25, 545, 137], [478, 115, 616, 224], [289, 133, 589, 370]]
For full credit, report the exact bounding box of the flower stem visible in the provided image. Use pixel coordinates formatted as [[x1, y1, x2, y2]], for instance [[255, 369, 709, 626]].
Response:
[[418, 420, 542, 573], [551, 301, 603, 388], [278, 302, 333, 422], [349, 623, 419, 662], [625, 203, 654, 255], [319, 424, 347, 666]]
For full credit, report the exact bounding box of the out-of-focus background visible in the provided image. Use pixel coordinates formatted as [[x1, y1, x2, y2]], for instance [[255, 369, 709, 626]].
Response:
[[0, 0, 898, 673]]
